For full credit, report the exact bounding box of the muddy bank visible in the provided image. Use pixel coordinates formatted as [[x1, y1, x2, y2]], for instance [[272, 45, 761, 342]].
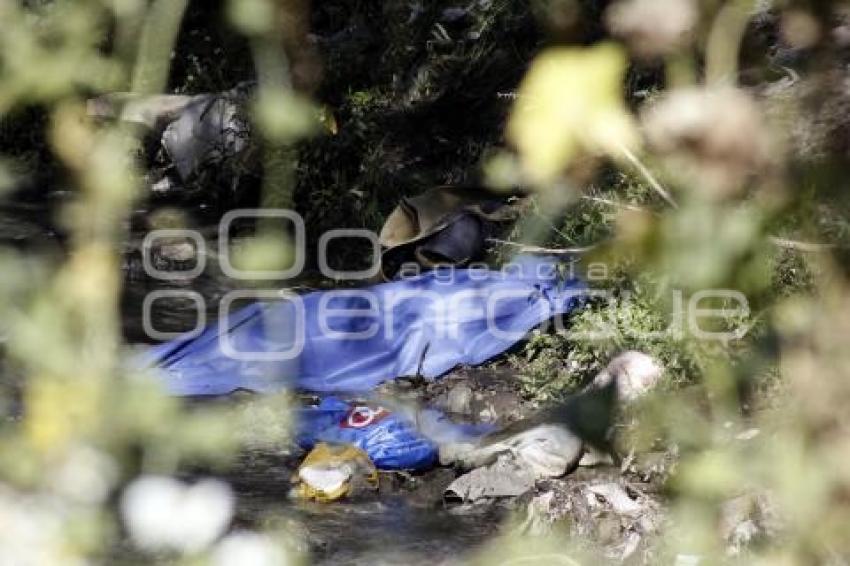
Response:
[[193, 360, 673, 564]]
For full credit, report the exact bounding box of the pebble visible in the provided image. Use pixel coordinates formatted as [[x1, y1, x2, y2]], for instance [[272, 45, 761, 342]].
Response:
[[446, 383, 473, 415]]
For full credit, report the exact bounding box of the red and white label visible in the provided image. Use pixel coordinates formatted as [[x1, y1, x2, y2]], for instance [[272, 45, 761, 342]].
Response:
[[340, 405, 390, 429]]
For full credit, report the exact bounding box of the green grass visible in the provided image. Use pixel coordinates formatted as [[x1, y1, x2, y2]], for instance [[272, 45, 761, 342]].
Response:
[[506, 173, 796, 404]]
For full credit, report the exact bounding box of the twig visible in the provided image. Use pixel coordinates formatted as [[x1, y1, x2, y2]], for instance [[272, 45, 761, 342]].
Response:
[[768, 236, 837, 253], [618, 143, 679, 209], [487, 238, 599, 255], [581, 195, 649, 213], [612, 150, 837, 254]]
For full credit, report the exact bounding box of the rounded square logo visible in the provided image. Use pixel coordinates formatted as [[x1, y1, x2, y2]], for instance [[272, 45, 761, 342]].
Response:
[[317, 229, 381, 280], [142, 229, 206, 281]]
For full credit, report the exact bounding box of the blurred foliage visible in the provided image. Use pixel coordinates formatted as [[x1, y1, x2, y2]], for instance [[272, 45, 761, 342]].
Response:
[[0, 0, 301, 563], [484, 0, 850, 563], [507, 42, 638, 186], [1, 0, 850, 563]]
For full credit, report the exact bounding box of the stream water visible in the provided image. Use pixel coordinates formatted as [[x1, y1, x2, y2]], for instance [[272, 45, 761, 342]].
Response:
[[226, 451, 503, 565], [0, 198, 505, 564]]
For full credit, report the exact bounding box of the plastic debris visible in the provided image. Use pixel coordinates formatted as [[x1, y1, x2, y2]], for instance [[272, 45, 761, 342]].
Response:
[[294, 443, 378, 502], [296, 396, 491, 470], [440, 422, 584, 477], [441, 420, 585, 503], [444, 453, 537, 502], [160, 91, 254, 182], [88, 84, 257, 194], [144, 255, 585, 395]]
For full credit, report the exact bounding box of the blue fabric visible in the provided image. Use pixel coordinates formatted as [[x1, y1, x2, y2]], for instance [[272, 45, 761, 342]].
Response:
[[294, 397, 493, 470], [144, 255, 584, 396]]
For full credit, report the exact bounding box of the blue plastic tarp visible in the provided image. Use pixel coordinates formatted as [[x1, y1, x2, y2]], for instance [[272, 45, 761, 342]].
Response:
[[144, 255, 584, 396], [295, 397, 494, 469]]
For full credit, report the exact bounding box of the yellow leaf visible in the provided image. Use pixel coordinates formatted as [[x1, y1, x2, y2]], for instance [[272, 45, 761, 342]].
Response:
[[507, 43, 639, 185], [25, 377, 102, 454]]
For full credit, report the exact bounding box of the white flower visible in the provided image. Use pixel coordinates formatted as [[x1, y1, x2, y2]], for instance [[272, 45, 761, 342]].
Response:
[[606, 0, 698, 59], [48, 445, 117, 504], [120, 475, 233, 553], [642, 87, 773, 198], [0, 484, 85, 566], [212, 531, 289, 566]]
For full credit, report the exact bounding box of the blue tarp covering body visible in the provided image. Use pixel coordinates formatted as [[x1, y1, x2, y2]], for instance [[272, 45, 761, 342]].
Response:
[[145, 255, 584, 396]]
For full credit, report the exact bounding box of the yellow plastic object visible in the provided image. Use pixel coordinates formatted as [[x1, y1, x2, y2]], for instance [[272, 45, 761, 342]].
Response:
[[295, 443, 379, 503]]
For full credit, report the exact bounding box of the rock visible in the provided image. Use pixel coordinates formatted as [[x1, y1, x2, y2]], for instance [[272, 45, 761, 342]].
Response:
[[624, 449, 679, 483], [438, 441, 478, 467], [156, 240, 196, 263], [476, 390, 524, 423], [444, 454, 537, 502], [385, 467, 457, 507], [446, 383, 473, 415]]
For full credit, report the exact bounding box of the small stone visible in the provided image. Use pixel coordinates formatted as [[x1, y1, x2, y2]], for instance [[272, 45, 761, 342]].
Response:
[[157, 240, 196, 262], [150, 176, 178, 194], [446, 383, 473, 415]]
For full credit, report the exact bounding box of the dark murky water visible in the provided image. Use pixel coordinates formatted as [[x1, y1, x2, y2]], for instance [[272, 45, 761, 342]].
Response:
[[0, 200, 503, 564], [227, 452, 501, 565], [134, 260, 504, 564]]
